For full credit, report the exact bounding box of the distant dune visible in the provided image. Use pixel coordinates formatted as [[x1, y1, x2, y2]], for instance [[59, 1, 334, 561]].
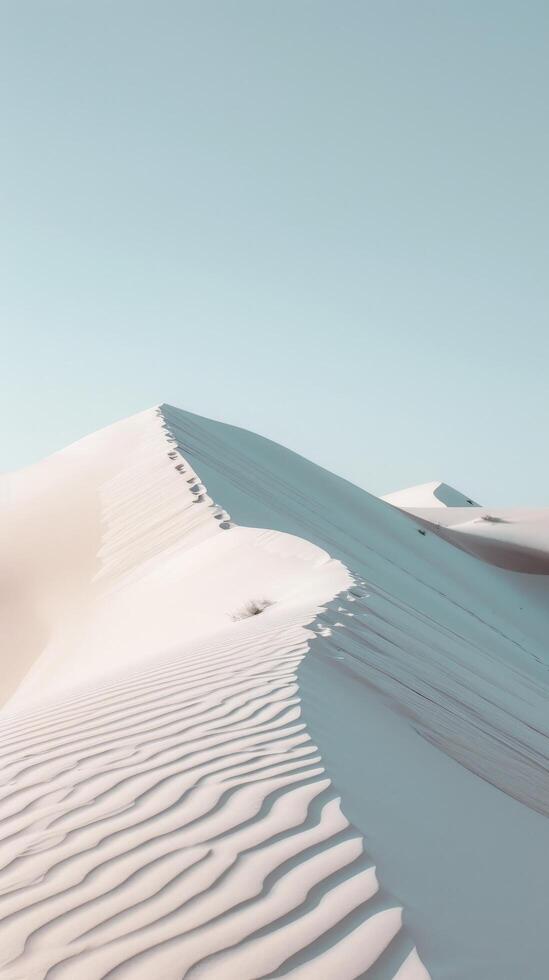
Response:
[[383, 480, 479, 509], [384, 482, 549, 574], [0, 405, 548, 979]]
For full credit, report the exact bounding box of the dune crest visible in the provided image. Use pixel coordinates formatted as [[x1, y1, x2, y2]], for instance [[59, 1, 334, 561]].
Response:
[[383, 481, 479, 509]]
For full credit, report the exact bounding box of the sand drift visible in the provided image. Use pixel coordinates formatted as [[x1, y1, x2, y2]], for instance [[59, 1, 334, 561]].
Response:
[[0, 405, 548, 979]]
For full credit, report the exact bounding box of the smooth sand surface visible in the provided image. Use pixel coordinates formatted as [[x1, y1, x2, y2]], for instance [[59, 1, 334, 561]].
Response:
[[382, 481, 479, 509]]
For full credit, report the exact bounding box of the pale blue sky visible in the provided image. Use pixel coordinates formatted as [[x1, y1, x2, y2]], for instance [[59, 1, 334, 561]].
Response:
[[2, 1, 548, 504]]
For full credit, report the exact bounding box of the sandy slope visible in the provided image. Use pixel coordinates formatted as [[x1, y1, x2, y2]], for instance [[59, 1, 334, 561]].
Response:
[[382, 481, 479, 509], [385, 497, 549, 574], [0, 408, 427, 979], [383, 481, 549, 573], [1, 405, 548, 978]]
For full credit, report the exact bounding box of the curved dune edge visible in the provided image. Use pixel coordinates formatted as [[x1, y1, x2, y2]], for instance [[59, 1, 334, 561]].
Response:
[[383, 493, 549, 576], [159, 406, 549, 817], [154, 405, 549, 978], [435, 521, 549, 574], [382, 482, 480, 510], [0, 408, 429, 979]]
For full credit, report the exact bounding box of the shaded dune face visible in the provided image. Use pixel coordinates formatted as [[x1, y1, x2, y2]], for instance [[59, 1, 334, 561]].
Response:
[[158, 405, 549, 978], [1, 403, 548, 979], [386, 503, 549, 575], [435, 521, 549, 574], [159, 406, 549, 815]]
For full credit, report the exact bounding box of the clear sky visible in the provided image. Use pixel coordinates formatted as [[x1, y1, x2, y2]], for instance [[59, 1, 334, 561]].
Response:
[[2, 1, 548, 505]]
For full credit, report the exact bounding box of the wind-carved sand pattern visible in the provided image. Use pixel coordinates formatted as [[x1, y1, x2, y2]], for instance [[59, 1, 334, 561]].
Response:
[[0, 408, 428, 979], [94, 409, 232, 588], [0, 623, 421, 979]]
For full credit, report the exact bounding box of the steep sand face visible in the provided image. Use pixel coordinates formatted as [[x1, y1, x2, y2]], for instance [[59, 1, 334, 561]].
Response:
[[158, 405, 549, 977]]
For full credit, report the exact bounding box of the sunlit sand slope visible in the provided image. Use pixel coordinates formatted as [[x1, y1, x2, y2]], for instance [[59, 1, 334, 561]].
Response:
[[0, 615, 420, 979]]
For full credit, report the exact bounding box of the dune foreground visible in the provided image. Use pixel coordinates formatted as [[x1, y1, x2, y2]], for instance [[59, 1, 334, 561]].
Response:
[[0, 407, 548, 979]]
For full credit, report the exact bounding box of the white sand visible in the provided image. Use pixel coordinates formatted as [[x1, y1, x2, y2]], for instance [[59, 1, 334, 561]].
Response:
[[386, 497, 549, 573], [0, 408, 425, 978], [1, 405, 548, 978], [382, 481, 479, 509]]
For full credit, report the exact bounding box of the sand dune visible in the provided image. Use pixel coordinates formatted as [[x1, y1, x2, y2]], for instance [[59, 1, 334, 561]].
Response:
[[1, 405, 548, 978], [382, 481, 479, 509], [384, 485, 549, 574], [0, 620, 407, 978]]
